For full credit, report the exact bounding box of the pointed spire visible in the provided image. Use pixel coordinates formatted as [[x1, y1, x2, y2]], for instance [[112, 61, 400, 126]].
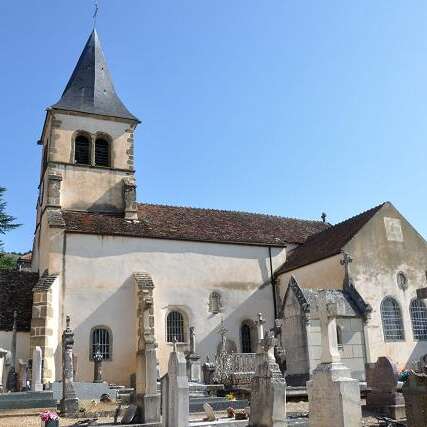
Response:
[[51, 30, 139, 122]]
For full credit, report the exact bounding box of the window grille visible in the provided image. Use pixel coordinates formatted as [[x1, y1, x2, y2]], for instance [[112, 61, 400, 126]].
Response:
[[75, 135, 91, 165], [410, 299, 427, 340], [95, 138, 110, 167], [381, 297, 404, 341], [167, 311, 185, 343], [241, 324, 252, 353], [208, 292, 222, 314], [91, 327, 111, 360]]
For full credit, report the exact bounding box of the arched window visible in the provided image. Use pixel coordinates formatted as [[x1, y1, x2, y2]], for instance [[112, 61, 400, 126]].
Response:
[[208, 292, 223, 314], [381, 297, 404, 341], [410, 299, 427, 341], [90, 327, 112, 360], [241, 323, 252, 353], [167, 311, 185, 343], [75, 135, 91, 165], [95, 138, 110, 167]]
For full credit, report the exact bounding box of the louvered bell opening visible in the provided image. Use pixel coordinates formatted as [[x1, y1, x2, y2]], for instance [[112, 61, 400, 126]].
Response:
[[95, 138, 110, 167], [75, 135, 91, 165]]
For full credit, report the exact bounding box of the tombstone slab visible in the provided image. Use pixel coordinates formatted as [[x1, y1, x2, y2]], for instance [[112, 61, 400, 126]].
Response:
[[366, 356, 405, 420], [0, 348, 8, 393], [32, 346, 43, 392]]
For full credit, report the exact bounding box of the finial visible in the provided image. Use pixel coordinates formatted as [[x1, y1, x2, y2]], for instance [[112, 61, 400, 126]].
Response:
[[93, 1, 99, 29], [321, 212, 327, 223], [257, 313, 265, 324]]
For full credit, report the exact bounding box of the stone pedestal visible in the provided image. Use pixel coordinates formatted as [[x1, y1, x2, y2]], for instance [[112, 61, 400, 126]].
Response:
[[402, 373, 427, 427], [0, 348, 7, 393], [308, 362, 361, 427], [32, 346, 43, 392]]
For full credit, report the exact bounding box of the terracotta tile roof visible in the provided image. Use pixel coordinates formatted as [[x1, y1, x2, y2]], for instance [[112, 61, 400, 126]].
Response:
[[17, 252, 32, 262], [59, 203, 329, 246], [0, 271, 39, 332], [276, 203, 386, 274]]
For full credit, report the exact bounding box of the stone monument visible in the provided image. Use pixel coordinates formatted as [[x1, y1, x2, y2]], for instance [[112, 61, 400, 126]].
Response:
[[162, 339, 189, 427], [249, 330, 287, 427], [0, 348, 7, 393], [134, 272, 161, 423], [186, 326, 202, 383], [307, 292, 362, 427], [6, 310, 18, 392], [93, 345, 103, 383], [18, 359, 28, 391], [32, 346, 43, 392], [60, 315, 79, 416], [365, 356, 405, 420]]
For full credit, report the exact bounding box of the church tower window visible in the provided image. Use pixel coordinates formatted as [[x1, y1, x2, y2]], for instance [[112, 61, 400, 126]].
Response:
[[90, 326, 112, 360], [95, 137, 110, 167], [167, 311, 185, 343], [410, 299, 427, 341], [381, 297, 404, 341], [75, 135, 91, 165]]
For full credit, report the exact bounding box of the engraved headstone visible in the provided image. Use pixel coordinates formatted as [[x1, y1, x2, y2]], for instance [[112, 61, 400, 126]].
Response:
[[60, 316, 79, 416], [402, 372, 427, 427], [18, 359, 28, 391], [32, 346, 43, 391]]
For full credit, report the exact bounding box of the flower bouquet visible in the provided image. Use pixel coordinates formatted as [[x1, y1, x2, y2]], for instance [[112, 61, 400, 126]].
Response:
[[40, 410, 59, 427]]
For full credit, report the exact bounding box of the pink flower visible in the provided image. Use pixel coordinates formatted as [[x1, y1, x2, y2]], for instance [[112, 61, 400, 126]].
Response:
[[39, 411, 59, 422]]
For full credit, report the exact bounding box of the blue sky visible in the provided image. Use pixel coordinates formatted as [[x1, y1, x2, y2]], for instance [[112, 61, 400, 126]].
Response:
[[0, 1, 426, 252]]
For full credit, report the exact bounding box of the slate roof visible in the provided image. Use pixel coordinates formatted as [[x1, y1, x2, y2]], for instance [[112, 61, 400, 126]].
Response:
[[0, 271, 39, 332], [58, 203, 329, 246], [51, 30, 138, 122], [276, 203, 386, 274]]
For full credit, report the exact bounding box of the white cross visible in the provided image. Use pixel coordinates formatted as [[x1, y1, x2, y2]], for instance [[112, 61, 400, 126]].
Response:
[[318, 293, 341, 364]]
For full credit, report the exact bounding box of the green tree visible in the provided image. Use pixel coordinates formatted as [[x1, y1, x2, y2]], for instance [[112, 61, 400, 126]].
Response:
[[0, 187, 20, 268]]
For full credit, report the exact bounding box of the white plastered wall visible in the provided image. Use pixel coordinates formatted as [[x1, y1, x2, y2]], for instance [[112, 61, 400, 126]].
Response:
[[57, 233, 285, 385]]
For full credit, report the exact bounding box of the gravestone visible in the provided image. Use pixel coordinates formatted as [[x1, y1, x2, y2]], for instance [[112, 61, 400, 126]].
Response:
[[202, 356, 216, 385], [32, 346, 43, 392], [307, 292, 362, 427], [203, 402, 216, 422], [249, 331, 287, 427], [0, 348, 8, 393], [18, 359, 28, 391], [365, 356, 405, 420], [163, 339, 189, 427], [93, 345, 103, 383], [60, 315, 79, 416], [402, 372, 427, 427]]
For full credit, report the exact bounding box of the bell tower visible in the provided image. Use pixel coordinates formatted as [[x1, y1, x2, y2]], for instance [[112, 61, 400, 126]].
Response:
[[36, 30, 139, 224]]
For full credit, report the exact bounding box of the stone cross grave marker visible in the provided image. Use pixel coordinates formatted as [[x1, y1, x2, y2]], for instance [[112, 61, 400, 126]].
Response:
[[317, 292, 341, 364], [32, 346, 43, 392]]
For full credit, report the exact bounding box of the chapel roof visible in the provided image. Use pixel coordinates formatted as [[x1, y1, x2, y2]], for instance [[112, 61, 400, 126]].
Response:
[[58, 203, 329, 246], [0, 271, 39, 332], [275, 202, 386, 274], [50, 30, 138, 122]]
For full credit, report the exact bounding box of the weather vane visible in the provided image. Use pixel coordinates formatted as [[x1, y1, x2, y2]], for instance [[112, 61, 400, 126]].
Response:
[[93, 1, 99, 28]]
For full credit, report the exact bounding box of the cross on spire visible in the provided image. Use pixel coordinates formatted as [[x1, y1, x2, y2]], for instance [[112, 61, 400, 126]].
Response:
[[93, 1, 99, 28]]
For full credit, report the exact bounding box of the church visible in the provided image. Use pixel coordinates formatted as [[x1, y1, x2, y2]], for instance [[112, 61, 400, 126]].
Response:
[[0, 29, 426, 388]]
